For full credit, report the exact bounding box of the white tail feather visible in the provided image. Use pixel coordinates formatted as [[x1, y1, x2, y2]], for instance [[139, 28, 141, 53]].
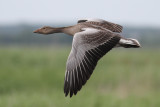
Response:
[[118, 38, 141, 48]]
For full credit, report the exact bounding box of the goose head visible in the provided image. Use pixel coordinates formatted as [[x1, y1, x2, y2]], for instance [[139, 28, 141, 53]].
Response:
[[34, 26, 58, 34]]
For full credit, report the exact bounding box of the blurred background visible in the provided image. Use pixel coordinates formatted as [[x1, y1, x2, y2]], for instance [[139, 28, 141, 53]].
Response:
[[0, 0, 160, 107]]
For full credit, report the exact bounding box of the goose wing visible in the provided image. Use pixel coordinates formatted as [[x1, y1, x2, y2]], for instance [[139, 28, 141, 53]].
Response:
[[64, 28, 121, 97], [78, 18, 123, 33]]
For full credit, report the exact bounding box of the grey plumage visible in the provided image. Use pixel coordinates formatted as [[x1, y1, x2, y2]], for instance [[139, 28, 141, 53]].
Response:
[[33, 18, 141, 98]]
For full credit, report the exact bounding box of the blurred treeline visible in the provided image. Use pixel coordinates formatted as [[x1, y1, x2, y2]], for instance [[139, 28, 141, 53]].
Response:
[[0, 24, 160, 47]]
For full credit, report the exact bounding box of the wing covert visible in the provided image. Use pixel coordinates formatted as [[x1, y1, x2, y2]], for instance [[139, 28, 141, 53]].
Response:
[[78, 18, 123, 33]]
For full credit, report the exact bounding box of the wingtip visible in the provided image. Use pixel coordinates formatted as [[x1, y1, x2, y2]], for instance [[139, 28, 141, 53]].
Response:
[[65, 92, 69, 97], [64, 92, 74, 98], [70, 93, 73, 98]]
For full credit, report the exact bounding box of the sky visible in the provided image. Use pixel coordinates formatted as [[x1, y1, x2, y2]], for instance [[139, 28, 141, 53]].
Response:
[[0, 0, 160, 27]]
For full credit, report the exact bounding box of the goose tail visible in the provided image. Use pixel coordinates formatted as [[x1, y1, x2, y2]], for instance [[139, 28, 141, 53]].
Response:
[[118, 38, 141, 48]]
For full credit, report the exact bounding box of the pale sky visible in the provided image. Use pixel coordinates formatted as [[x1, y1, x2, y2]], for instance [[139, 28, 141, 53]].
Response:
[[0, 0, 160, 27]]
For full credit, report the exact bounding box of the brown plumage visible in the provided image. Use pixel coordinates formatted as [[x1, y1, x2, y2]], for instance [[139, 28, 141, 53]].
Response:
[[34, 18, 141, 97]]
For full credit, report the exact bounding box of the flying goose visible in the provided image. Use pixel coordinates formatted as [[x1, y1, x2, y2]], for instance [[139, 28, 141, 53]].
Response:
[[34, 18, 141, 97]]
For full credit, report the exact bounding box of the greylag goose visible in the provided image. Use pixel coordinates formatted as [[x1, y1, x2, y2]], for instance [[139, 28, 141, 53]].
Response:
[[34, 18, 141, 97]]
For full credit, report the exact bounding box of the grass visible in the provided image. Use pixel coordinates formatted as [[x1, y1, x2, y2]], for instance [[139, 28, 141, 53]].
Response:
[[0, 47, 160, 107]]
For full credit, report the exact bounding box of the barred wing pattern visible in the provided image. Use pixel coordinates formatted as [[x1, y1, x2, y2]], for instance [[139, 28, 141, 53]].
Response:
[[64, 28, 120, 97], [78, 18, 123, 33]]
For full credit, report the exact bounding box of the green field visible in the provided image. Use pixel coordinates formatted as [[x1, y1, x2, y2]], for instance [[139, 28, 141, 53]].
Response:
[[0, 47, 160, 107]]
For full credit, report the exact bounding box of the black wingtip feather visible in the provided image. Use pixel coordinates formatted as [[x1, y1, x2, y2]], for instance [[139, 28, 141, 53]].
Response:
[[64, 81, 69, 97]]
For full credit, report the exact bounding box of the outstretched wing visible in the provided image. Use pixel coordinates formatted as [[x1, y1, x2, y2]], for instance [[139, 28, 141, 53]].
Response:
[[78, 18, 123, 33], [64, 28, 121, 97]]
